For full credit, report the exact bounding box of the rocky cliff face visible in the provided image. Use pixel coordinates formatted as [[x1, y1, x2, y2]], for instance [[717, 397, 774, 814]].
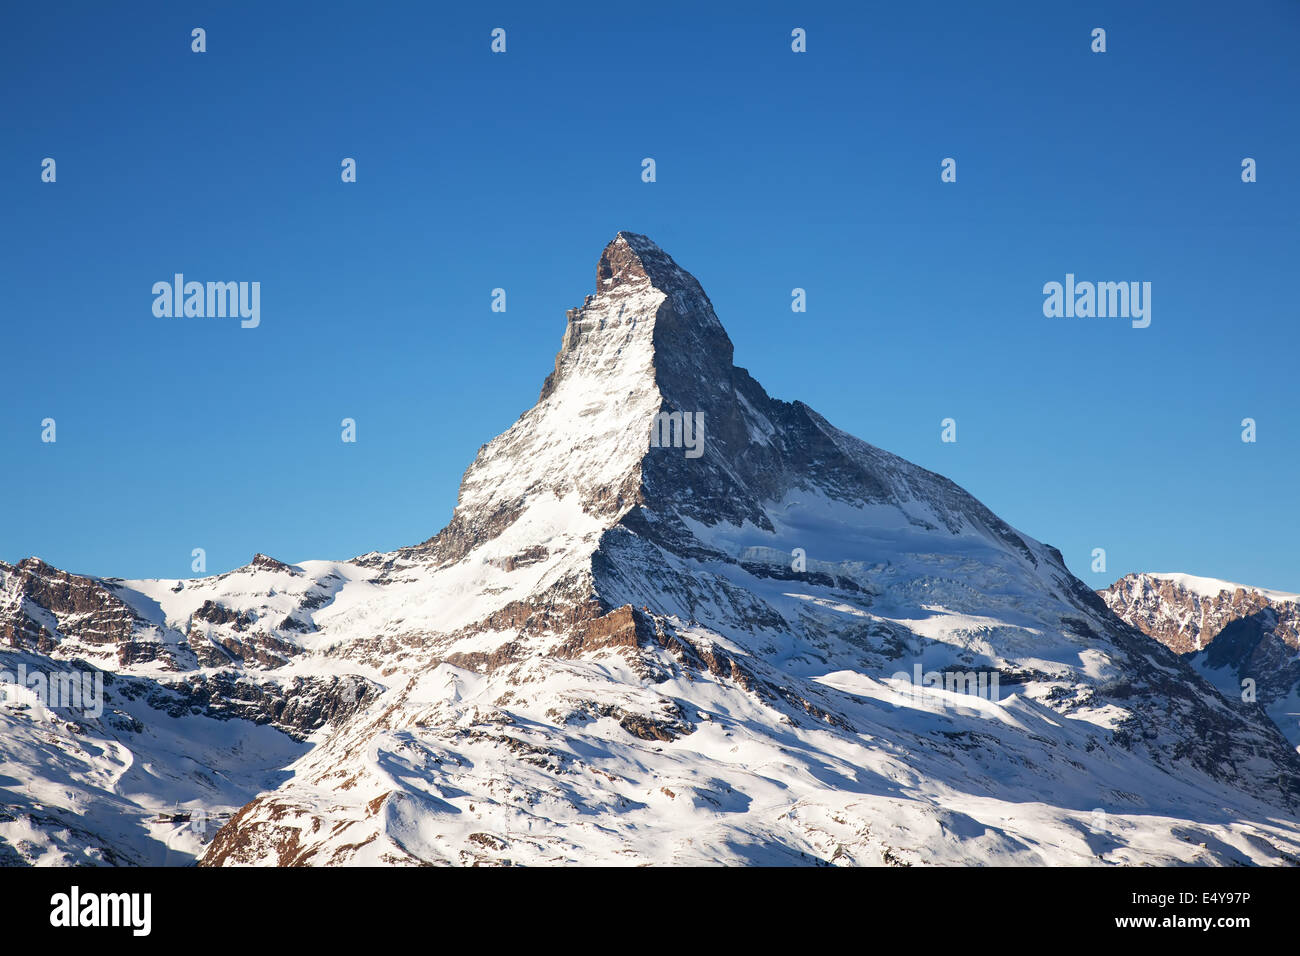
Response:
[[5, 234, 1300, 867], [1102, 572, 1300, 750], [0, 558, 154, 664]]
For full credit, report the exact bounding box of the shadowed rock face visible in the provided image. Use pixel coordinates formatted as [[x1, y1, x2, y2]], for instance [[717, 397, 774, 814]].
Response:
[[6, 234, 1300, 867]]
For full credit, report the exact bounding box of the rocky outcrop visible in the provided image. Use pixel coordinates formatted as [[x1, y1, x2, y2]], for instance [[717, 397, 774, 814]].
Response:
[[1101, 573, 1299, 654], [147, 672, 380, 740], [0, 557, 176, 667]]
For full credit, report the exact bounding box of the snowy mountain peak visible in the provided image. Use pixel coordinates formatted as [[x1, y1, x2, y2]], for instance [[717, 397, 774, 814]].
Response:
[[249, 553, 297, 574], [585, 231, 729, 351], [1102, 571, 1300, 750], [7, 235, 1300, 867]]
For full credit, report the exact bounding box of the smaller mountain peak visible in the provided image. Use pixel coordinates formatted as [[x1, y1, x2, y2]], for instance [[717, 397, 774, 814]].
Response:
[[250, 553, 296, 574]]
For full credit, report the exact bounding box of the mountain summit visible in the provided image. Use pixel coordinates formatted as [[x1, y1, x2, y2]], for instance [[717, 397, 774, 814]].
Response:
[[4, 234, 1300, 866], [596, 231, 717, 300]]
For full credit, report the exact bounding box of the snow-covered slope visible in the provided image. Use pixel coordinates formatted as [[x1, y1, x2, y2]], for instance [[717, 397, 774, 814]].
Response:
[[1103, 571, 1300, 752], [0, 647, 307, 865], [4, 233, 1300, 866]]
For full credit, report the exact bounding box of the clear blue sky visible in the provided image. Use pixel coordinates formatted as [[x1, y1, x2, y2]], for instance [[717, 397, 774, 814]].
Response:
[[2, 1, 1297, 591]]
